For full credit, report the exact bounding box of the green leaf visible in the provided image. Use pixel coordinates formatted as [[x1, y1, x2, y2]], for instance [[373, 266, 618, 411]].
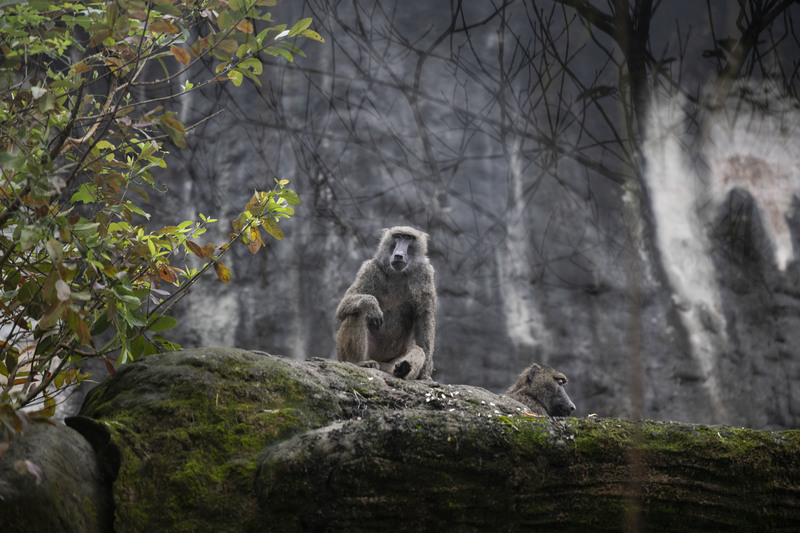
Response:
[[280, 188, 300, 206], [73, 222, 100, 236], [264, 46, 293, 62], [228, 69, 244, 87], [119, 293, 141, 307], [0, 151, 26, 171], [71, 183, 98, 204], [278, 41, 307, 58], [140, 142, 158, 159], [91, 310, 111, 336], [261, 217, 284, 241], [239, 57, 263, 75], [236, 42, 254, 59], [148, 314, 178, 332], [126, 202, 151, 220], [130, 335, 146, 359], [153, 335, 181, 351], [256, 24, 287, 45], [288, 18, 313, 37], [122, 307, 147, 327]]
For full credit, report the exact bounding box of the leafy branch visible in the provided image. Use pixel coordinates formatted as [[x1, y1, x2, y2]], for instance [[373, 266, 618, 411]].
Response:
[[0, 0, 321, 433]]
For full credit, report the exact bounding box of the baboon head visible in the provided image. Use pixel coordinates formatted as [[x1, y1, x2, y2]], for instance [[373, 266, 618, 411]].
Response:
[[508, 362, 576, 416], [376, 226, 429, 273]]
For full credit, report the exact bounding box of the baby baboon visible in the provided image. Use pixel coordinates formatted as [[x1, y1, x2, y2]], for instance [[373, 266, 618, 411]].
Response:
[[507, 363, 576, 416], [335, 226, 436, 380]]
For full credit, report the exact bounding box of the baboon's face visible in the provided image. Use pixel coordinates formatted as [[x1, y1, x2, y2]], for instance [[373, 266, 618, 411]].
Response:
[[548, 374, 576, 416], [388, 233, 416, 272]]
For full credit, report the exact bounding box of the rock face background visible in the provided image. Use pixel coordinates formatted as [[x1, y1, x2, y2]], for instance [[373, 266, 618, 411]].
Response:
[[128, 2, 799, 429]]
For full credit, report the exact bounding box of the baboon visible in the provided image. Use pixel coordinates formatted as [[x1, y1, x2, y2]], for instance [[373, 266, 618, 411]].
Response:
[[507, 363, 576, 416], [335, 226, 436, 380]]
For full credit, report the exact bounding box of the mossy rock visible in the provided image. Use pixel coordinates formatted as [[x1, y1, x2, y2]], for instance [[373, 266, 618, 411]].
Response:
[[73, 348, 800, 532], [0, 423, 112, 533]]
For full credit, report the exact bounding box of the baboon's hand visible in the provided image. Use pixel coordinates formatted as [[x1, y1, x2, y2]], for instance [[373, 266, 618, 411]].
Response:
[[360, 295, 383, 331], [367, 312, 383, 332], [364, 302, 383, 332], [358, 360, 380, 369]]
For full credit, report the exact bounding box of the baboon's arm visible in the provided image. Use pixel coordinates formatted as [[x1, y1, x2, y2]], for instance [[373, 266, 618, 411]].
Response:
[[336, 293, 381, 321], [335, 261, 383, 322]]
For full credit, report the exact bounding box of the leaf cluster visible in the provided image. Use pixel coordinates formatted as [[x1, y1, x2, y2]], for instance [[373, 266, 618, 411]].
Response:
[[0, 0, 318, 427]]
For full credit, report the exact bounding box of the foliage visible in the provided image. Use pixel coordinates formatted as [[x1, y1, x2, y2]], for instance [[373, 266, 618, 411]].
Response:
[[0, 0, 320, 432]]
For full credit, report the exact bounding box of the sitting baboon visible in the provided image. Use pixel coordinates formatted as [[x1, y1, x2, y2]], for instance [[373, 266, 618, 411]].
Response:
[[507, 363, 576, 416], [335, 226, 436, 380]]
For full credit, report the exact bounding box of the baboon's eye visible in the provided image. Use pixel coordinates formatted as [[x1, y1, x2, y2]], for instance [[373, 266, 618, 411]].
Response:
[[556, 378, 566, 386]]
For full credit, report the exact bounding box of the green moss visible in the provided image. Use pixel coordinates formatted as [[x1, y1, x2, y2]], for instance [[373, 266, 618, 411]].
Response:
[[78, 350, 347, 532], [498, 415, 550, 449]]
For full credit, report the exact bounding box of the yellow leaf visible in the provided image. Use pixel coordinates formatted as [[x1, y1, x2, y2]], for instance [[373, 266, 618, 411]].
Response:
[[33, 395, 56, 418], [300, 29, 325, 43], [236, 19, 254, 34], [250, 225, 264, 245], [71, 61, 91, 75], [248, 226, 263, 254], [171, 46, 191, 66], [217, 39, 239, 54], [149, 21, 179, 34], [213, 261, 231, 283]]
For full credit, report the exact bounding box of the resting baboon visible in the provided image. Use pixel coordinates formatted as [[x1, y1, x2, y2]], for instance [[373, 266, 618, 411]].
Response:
[[507, 363, 576, 416], [335, 226, 436, 380]]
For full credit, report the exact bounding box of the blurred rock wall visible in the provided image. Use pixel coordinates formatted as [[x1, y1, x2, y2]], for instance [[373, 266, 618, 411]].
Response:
[[138, 1, 800, 429]]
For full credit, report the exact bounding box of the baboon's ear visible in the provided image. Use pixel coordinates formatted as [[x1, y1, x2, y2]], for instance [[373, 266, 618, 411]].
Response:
[[526, 363, 541, 383]]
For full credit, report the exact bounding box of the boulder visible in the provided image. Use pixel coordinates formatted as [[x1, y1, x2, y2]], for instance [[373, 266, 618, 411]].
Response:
[[27, 347, 798, 531], [0, 423, 112, 532]]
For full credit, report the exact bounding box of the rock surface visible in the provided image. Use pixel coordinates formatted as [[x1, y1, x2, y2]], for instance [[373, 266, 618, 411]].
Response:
[[45, 348, 800, 532], [0, 423, 112, 533]]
